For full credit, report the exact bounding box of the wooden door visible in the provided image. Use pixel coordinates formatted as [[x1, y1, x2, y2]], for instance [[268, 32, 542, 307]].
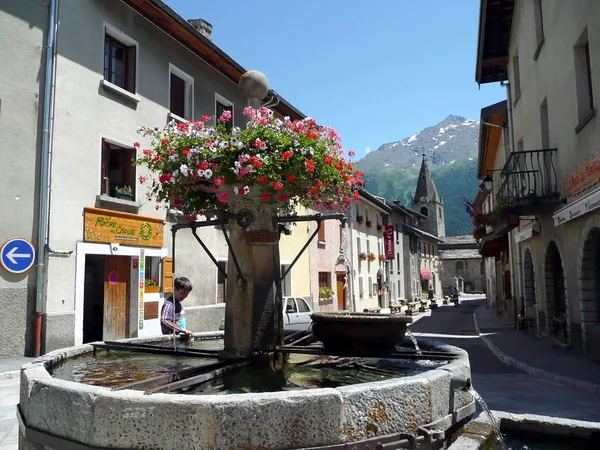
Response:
[[103, 255, 131, 340], [336, 274, 345, 311]]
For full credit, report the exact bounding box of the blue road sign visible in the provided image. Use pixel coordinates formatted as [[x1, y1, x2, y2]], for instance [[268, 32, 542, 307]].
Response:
[[0, 238, 36, 274]]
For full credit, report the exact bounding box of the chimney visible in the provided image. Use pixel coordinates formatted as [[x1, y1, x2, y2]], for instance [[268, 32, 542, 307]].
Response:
[[393, 200, 402, 206], [188, 19, 213, 41]]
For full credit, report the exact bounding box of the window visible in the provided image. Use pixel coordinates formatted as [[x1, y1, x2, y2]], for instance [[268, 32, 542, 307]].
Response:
[[169, 64, 194, 120], [533, 0, 544, 56], [574, 30, 595, 129], [297, 298, 310, 313], [390, 257, 394, 272], [365, 208, 369, 221], [398, 281, 401, 298], [395, 223, 400, 243], [317, 223, 325, 242], [215, 94, 234, 133], [480, 261, 485, 275], [512, 55, 521, 101], [397, 252, 400, 270], [366, 239, 371, 254], [104, 27, 136, 93], [339, 224, 343, 245], [145, 257, 162, 290], [359, 277, 364, 298], [318, 272, 331, 288], [368, 277, 373, 297], [216, 261, 226, 303], [420, 206, 428, 216], [285, 298, 297, 313], [101, 139, 136, 200], [357, 237, 362, 254], [540, 98, 549, 148], [456, 261, 464, 275]]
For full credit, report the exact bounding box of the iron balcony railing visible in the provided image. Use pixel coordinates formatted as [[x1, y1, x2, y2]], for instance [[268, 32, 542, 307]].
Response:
[[497, 149, 562, 213]]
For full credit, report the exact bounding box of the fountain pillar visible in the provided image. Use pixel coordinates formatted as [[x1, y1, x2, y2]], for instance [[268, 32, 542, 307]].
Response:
[[221, 71, 284, 361]]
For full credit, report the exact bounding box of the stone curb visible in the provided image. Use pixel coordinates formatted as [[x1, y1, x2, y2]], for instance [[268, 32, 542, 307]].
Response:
[[0, 370, 19, 380], [472, 307, 600, 395]]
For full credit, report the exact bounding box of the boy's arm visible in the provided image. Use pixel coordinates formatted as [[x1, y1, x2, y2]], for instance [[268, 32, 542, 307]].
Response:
[[160, 302, 183, 333]]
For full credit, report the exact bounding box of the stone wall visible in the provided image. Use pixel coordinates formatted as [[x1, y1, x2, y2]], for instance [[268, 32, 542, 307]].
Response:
[[441, 258, 485, 294]]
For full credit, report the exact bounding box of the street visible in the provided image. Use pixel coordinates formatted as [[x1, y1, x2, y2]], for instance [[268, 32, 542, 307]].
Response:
[[409, 295, 600, 422]]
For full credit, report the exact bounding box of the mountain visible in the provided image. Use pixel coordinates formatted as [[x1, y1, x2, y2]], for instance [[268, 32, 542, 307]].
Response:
[[355, 115, 481, 236]]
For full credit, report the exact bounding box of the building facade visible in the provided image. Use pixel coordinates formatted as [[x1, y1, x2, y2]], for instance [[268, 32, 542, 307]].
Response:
[[439, 235, 484, 295], [475, 0, 600, 357], [0, 0, 304, 356]]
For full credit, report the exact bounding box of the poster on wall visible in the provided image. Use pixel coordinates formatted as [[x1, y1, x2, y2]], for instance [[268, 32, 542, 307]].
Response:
[[384, 225, 395, 259], [138, 249, 145, 330]]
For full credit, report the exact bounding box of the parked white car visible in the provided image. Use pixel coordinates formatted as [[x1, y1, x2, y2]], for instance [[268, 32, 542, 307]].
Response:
[[218, 296, 313, 331]]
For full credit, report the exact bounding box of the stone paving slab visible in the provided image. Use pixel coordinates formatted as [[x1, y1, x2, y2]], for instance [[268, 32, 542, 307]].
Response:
[[0, 378, 18, 450], [0, 357, 34, 380], [474, 306, 600, 392]]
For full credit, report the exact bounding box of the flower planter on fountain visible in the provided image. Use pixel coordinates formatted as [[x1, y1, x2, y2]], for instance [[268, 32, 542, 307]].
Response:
[[311, 312, 412, 351]]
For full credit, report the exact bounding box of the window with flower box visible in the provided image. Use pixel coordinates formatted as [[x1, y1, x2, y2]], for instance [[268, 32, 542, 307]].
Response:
[[101, 139, 136, 201], [103, 26, 136, 94], [217, 261, 227, 303], [144, 257, 161, 293], [215, 93, 234, 133], [318, 272, 331, 289], [169, 64, 194, 121]]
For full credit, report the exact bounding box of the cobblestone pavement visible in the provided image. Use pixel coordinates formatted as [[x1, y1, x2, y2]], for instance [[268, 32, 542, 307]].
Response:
[[409, 296, 600, 422], [0, 378, 18, 450]]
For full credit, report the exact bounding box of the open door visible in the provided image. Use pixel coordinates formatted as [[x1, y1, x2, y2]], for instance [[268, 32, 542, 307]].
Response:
[[103, 255, 131, 340]]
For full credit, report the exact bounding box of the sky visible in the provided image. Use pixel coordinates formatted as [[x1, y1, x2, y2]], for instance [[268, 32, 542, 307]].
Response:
[[164, 0, 505, 159]]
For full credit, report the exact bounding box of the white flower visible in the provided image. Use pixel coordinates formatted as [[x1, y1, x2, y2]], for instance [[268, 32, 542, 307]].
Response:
[[172, 170, 179, 179], [233, 186, 239, 194], [204, 169, 213, 179], [237, 141, 245, 150], [180, 165, 189, 176], [219, 141, 228, 148], [242, 186, 250, 195], [230, 137, 238, 146], [168, 154, 179, 162], [197, 169, 205, 177], [260, 143, 266, 151]]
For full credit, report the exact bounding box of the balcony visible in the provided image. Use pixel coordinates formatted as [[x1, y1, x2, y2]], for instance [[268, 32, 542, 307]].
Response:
[[497, 149, 563, 215]]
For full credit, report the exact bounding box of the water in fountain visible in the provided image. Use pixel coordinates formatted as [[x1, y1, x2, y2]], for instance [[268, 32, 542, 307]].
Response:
[[468, 387, 508, 450], [405, 329, 422, 355]]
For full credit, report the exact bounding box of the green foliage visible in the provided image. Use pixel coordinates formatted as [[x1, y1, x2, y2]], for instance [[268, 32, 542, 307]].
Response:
[[363, 159, 480, 236]]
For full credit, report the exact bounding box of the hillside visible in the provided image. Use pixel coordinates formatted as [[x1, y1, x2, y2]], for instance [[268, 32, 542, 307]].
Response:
[[356, 115, 480, 236]]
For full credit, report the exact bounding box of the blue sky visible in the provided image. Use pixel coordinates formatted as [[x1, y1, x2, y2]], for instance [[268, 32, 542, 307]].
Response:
[[165, 0, 505, 159]]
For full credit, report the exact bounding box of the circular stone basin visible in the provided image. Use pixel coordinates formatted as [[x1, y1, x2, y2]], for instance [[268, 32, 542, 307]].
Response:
[[311, 312, 412, 351]]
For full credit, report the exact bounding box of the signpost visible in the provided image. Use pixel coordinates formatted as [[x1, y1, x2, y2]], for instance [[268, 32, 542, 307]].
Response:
[[0, 238, 36, 274]]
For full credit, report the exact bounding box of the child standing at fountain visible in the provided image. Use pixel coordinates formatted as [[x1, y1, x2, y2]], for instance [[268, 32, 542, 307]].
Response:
[[161, 277, 195, 339]]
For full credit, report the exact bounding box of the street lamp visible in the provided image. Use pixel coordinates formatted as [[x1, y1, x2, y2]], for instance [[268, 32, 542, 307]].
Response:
[[483, 175, 493, 192]]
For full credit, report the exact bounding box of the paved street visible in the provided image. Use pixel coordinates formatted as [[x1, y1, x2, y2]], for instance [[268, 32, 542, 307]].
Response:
[[0, 378, 18, 450], [409, 296, 600, 422]]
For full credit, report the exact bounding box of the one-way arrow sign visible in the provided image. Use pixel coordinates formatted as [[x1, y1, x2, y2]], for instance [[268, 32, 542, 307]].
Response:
[[1, 238, 36, 274]]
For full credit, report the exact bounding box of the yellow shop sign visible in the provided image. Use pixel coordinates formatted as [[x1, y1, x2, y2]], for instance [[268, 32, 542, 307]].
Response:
[[83, 207, 164, 248]]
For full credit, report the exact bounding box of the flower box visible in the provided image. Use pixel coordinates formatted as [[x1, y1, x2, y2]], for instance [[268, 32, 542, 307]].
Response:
[[366, 219, 374, 228], [145, 286, 160, 294]]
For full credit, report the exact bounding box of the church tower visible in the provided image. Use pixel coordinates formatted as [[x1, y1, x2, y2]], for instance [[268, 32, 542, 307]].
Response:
[[413, 155, 445, 237]]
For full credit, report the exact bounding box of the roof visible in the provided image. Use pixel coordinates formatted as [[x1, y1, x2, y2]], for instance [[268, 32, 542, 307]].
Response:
[[414, 156, 440, 204], [441, 235, 477, 246], [403, 224, 444, 243], [440, 249, 482, 260], [121, 0, 304, 120], [358, 190, 391, 213], [475, 0, 515, 84]]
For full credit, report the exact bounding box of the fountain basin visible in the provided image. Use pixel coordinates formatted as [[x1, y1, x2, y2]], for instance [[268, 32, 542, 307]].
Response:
[[311, 312, 412, 351], [19, 333, 474, 450]]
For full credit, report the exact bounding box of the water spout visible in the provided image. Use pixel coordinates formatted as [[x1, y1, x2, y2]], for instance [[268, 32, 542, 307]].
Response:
[[450, 374, 471, 391], [405, 329, 422, 355], [468, 386, 508, 450]]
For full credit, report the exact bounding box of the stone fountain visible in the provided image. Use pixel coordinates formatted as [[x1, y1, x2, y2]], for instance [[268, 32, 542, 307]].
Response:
[[18, 71, 476, 450]]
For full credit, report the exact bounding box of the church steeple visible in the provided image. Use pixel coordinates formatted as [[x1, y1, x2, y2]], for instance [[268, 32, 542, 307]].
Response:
[[414, 154, 445, 237], [414, 154, 440, 204]]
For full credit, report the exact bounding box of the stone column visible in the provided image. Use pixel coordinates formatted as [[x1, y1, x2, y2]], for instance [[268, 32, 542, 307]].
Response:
[[221, 71, 284, 362]]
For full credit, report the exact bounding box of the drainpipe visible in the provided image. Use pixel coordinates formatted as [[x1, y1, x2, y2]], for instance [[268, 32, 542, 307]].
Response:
[[502, 80, 520, 327], [348, 203, 356, 312], [34, 0, 58, 357]]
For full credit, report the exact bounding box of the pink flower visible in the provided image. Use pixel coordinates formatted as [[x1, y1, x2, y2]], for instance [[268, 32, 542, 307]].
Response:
[[261, 192, 270, 202], [286, 175, 297, 183], [281, 151, 293, 161], [348, 150, 356, 157], [219, 110, 232, 122], [133, 142, 140, 148], [138, 176, 147, 184], [272, 181, 284, 190], [254, 139, 265, 149], [214, 177, 225, 186], [257, 176, 269, 184], [201, 114, 211, 122], [216, 192, 229, 203]]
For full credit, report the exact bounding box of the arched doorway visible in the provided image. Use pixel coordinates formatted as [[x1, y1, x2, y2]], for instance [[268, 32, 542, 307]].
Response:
[[523, 248, 537, 323], [580, 227, 600, 354], [544, 241, 567, 342]]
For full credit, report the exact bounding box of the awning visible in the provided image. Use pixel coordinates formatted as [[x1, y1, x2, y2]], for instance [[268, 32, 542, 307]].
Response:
[[479, 233, 509, 258], [420, 270, 432, 280]]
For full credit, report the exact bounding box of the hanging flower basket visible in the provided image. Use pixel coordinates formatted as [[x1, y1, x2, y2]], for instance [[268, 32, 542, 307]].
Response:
[[378, 254, 386, 262], [473, 226, 487, 240], [472, 213, 492, 227], [367, 252, 376, 262], [366, 219, 374, 228], [356, 215, 365, 224], [376, 224, 385, 232], [358, 252, 368, 261], [134, 108, 364, 217]]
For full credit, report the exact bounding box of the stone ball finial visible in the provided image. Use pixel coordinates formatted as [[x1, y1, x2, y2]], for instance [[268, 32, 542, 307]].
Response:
[[239, 70, 269, 101]]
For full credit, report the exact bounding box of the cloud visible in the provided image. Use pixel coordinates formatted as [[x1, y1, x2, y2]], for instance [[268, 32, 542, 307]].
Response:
[[365, 146, 371, 154]]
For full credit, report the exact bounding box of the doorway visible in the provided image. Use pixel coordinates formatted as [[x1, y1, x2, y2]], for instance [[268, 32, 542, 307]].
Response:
[[83, 254, 131, 343], [336, 273, 346, 310]]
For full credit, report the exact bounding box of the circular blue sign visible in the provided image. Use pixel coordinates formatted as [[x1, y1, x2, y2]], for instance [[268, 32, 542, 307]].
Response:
[[0, 238, 36, 274]]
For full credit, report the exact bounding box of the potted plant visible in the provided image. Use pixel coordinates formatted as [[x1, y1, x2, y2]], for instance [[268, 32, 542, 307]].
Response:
[[472, 213, 491, 227], [378, 254, 386, 262], [319, 287, 335, 303], [356, 215, 365, 224], [145, 277, 159, 293], [366, 219, 374, 228], [376, 224, 385, 232], [367, 252, 376, 262], [115, 185, 133, 201], [473, 226, 487, 240], [358, 252, 367, 261]]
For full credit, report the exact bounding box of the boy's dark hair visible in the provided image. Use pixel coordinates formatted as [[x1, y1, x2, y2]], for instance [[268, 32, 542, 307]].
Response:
[[174, 277, 193, 292]]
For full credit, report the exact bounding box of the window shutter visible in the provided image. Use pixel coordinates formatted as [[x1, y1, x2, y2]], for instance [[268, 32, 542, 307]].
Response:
[[126, 45, 136, 93], [162, 257, 173, 293], [317, 224, 325, 242]]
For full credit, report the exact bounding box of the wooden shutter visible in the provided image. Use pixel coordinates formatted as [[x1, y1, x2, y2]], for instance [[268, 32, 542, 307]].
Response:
[[126, 45, 136, 93], [318, 224, 325, 242], [162, 257, 173, 293]]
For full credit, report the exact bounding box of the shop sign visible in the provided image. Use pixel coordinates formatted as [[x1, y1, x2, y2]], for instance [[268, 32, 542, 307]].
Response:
[[514, 227, 533, 243], [563, 151, 600, 198], [383, 225, 395, 259], [83, 207, 164, 248], [138, 249, 145, 330], [553, 186, 600, 226]]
